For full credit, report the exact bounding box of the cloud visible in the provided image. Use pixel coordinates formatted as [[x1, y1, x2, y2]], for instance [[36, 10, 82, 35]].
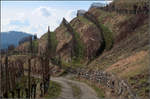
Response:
[[32, 7, 54, 17], [40, 7, 51, 17], [65, 10, 77, 22], [2, 6, 78, 38]]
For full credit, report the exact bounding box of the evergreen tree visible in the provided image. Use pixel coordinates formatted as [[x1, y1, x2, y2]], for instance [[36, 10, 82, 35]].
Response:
[[29, 36, 33, 54], [33, 34, 37, 40]]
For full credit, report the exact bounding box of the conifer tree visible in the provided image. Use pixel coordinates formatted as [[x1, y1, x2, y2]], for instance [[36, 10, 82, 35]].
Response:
[[29, 36, 33, 54]]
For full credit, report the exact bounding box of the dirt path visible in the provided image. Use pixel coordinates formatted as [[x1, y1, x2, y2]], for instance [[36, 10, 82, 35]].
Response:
[[52, 77, 99, 99], [32, 74, 99, 99]]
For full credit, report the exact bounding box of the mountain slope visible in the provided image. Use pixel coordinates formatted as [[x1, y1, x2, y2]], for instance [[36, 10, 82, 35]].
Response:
[[86, 2, 149, 98], [15, 0, 149, 98]]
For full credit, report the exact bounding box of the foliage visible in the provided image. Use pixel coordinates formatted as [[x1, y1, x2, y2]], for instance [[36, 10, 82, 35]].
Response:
[[51, 56, 62, 68], [28, 36, 33, 53], [44, 81, 61, 98], [32, 40, 38, 54], [7, 76, 40, 98], [61, 59, 83, 71], [46, 32, 58, 57], [99, 23, 114, 50], [78, 16, 94, 25], [72, 31, 85, 62]]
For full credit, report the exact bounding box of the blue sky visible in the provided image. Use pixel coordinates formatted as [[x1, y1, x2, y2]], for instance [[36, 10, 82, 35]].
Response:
[[1, 0, 112, 37]]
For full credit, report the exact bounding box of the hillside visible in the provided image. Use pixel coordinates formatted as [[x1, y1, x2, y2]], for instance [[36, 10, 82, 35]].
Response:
[[14, 0, 149, 98], [86, 1, 149, 98], [0, 31, 32, 49]]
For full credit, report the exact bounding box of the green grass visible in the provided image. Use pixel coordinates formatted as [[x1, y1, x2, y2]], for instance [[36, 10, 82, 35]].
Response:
[[100, 23, 114, 50], [61, 59, 84, 70], [44, 81, 61, 98], [73, 31, 85, 62], [40, 31, 58, 54], [7, 76, 40, 98], [71, 77, 105, 98], [78, 16, 94, 25]]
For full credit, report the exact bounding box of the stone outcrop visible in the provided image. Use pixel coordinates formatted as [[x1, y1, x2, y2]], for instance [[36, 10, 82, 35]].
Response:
[[54, 15, 104, 60]]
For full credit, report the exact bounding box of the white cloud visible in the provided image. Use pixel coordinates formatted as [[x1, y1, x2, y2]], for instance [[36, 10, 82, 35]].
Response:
[[2, 6, 79, 38], [32, 6, 56, 18], [65, 10, 77, 22]]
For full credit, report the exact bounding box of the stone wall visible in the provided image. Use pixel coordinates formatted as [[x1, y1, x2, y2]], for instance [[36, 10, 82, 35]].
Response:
[[75, 68, 137, 99]]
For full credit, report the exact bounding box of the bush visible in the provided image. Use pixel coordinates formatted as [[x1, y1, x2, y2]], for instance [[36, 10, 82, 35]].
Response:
[[99, 23, 114, 50], [73, 32, 85, 62]]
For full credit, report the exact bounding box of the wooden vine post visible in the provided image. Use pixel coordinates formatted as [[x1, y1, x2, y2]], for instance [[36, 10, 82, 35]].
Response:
[[28, 58, 31, 98], [28, 35, 33, 99], [0, 58, 2, 97], [5, 56, 8, 98]]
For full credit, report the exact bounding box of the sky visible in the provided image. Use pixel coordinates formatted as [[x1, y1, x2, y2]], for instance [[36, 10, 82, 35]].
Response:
[[1, 0, 112, 37]]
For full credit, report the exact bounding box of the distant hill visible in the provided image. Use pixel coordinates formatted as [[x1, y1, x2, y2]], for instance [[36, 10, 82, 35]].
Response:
[[0, 31, 32, 49]]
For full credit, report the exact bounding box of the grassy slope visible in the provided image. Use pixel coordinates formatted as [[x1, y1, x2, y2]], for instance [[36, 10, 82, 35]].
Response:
[[87, 4, 149, 98], [113, 0, 148, 9]]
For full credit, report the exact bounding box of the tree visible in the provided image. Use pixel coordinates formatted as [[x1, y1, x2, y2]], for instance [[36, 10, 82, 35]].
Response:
[[43, 26, 51, 94], [33, 34, 37, 40], [29, 36, 33, 53], [19, 36, 31, 45], [8, 44, 15, 53]]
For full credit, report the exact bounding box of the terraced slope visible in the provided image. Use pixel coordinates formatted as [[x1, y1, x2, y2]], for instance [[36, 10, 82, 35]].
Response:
[[86, 4, 149, 99]]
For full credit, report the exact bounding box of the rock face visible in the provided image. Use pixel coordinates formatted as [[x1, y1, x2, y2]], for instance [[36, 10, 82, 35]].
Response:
[[77, 10, 86, 16], [56, 17, 103, 61]]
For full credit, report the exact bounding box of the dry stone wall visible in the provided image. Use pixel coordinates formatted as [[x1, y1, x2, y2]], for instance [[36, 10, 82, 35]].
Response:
[[75, 68, 137, 99]]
